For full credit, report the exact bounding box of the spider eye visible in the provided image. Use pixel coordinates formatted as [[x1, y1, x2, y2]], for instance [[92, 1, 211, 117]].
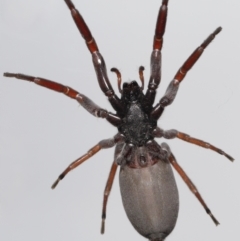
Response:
[[123, 83, 128, 88], [132, 81, 138, 87]]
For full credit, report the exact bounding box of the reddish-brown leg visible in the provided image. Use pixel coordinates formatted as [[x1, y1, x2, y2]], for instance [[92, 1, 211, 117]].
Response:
[[176, 131, 234, 161], [153, 0, 169, 51], [52, 134, 122, 189], [51, 144, 101, 189], [161, 143, 220, 226], [145, 0, 169, 110], [153, 127, 234, 162], [63, 0, 124, 114], [174, 27, 222, 82], [3, 72, 121, 126], [64, 0, 98, 53], [4, 72, 79, 98], [151, 27, 222, 120], [101, 161, 118, 234]]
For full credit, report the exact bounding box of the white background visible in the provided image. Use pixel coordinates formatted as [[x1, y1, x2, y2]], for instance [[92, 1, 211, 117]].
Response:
[[0, 0, 239, 241]]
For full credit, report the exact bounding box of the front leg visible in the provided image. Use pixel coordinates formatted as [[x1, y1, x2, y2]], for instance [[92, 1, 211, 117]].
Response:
[[144, 0, 169, 111], [64, 0, 124, 114], [154, 127, 234, 161]]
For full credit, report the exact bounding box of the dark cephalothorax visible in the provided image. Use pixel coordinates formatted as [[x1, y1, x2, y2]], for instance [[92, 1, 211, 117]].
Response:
[[118, 81, 157, 146]]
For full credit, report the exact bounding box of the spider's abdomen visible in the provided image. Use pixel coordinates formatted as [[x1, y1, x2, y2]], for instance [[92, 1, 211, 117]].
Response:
[[119, 158, 179, 241], [118, 102, 156, 146]]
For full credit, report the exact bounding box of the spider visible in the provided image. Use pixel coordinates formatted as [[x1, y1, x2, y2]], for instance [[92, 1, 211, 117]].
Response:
[[4, 0, 234, 240]]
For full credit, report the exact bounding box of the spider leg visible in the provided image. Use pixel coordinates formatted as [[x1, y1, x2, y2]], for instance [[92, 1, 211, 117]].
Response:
[[154, 127, 234, 162], [144, 0, 169, 110], [52, 133, 123, 189], [161, 142, 220, 226], [3, 73, 121, 127], [100, 140, 126, 234], [101, 161, 118, 234], [63, 0, 124, 114], [151, 27, 222, 120]]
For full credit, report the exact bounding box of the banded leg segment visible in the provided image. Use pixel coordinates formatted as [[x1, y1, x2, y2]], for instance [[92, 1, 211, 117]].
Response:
[[101, 161, 118, 234], [151, 27, 222, 120], [177, 131, 234, 161], [145, 0, 169, 111], [64, 0, 98, 53], [161, 143, 220, 226], [63, 0, 124, 114], [153, 0, 169, 50], [4, 73, 79, 98], [174, 27, 222, 83], [154, 127, 234, 162], [3, 73, 121, 127], [52, 134, 123, 189]]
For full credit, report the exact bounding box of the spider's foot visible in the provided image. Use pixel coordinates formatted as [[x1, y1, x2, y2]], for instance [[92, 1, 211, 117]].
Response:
[[101, 219, 105, 234], [206, 208, 220, 226], [225, 153, 234, 162], [51, 178, 60, 189]]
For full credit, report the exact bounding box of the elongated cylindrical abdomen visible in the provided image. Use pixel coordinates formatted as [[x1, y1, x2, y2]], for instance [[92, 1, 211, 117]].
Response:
[[119, 160, 179, 241]]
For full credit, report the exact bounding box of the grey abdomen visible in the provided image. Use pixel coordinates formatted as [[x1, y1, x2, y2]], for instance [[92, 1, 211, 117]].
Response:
[[119, 160, 179, 241]]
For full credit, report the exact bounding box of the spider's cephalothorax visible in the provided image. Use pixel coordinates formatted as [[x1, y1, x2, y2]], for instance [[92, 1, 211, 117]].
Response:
[[4, 0, 234, 240], [118, 80, 157, 146]]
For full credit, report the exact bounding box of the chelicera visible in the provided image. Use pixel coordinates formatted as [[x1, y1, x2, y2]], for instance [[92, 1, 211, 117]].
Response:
[[4, 0, 234, 240]]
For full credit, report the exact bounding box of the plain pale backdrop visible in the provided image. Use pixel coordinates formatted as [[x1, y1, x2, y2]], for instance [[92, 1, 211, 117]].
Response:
[[0, 0, 239, 241]]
